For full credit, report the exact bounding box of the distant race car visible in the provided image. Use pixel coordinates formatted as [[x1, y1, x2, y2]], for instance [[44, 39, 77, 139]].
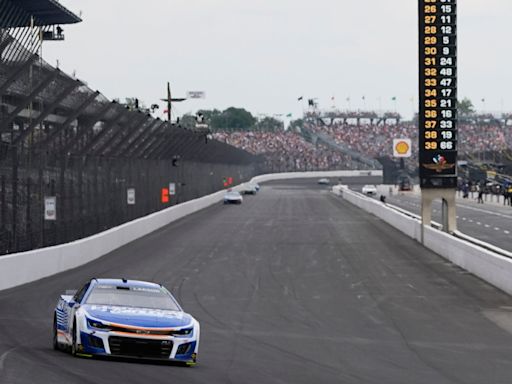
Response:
[[223, 190, 243, 204], [318, 178, 330, 185], [53, 278, 200, 365], [362, 184, 377, 196], [240, 182, 258, 195]]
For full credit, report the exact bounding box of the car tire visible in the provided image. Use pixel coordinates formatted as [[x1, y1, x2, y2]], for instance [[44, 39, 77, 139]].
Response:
[[52, 315, 59, 351], [70, 319, 78, 356]]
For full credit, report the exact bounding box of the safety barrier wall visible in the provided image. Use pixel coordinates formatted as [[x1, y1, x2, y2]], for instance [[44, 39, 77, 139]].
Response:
[[0, 189, 226, 291], [0, 170, 380, 291], [336, 186, 512, 296], [252, 170, 382, 183]]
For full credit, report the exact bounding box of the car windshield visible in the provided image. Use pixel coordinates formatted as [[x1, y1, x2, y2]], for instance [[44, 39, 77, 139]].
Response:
[[85, 285, 181, 311]]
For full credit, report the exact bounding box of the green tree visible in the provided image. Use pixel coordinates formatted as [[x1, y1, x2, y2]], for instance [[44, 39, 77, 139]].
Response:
[[255, 117, 284, 132], [178, 114, 197, 129], [180, 108, 258, 132], [289, 118, 304, 132], [458, 98, 475, 116], [202, 108, 255, 132]]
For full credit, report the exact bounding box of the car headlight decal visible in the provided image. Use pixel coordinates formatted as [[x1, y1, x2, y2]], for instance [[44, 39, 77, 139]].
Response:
[[87, 318, 112, 331], [171, 327, 193, 336]]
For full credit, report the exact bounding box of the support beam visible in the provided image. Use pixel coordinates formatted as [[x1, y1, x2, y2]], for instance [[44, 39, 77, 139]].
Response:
[[421, 188, 457, 240], [120, 120, 164, 158], [12, 80, 80, 145], [77, 108, 126, 156], [144, 128, 181, 159], [65, 102, 116, 153], [0, 54, 36, 95], [40, 90, 100, 147], [93, 113, 146, 157], [0, 68, 60, 131], [0, 32, 14, 55], [143, 129, 172, 159], [133, 122, 169, 159], [108, 115, 156, 158]]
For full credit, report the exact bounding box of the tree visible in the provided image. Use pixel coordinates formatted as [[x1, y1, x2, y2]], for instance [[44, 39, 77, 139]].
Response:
[[179, 107, 258, 132], [179, 114, 197, 129], [255, 117, 284, 132], [218, 107, 256, 131], [458, 98, 475, 116], [289, 118, 304, 133]]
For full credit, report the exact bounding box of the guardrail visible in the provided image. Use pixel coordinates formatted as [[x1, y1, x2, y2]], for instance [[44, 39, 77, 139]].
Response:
[[335, 185, 512, 296]]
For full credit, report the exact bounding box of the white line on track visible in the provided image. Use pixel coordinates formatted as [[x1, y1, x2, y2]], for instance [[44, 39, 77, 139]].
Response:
[[477, 222, 481, 225], [484, 224, 490, 228], [505, 231, 511, 235], [495, 227, 500, 231], [455, 203, 512, 220], [398, 196, 512, 219]]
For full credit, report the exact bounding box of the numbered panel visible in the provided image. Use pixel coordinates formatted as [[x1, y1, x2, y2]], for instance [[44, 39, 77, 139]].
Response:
[[419, 0, 458, 188]]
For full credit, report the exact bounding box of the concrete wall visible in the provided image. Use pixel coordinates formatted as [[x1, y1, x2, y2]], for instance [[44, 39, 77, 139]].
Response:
[[0, 170, 381, 291], [337, 186, 512, 296], [0, 189, 225, 291], [252, 170, 382, 183]]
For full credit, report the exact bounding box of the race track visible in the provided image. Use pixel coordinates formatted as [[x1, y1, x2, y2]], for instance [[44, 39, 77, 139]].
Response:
[[1, 180, 512, 384]]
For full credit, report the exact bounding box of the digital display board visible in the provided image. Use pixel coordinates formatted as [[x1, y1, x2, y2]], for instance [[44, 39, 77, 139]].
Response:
[[419, 0, 457, 188]]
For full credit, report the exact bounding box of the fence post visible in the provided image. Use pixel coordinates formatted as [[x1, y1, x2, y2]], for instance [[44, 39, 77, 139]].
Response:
[[25, 177, 32, 250], [11, 146, 18, 252], [1, 175, 6, 253]]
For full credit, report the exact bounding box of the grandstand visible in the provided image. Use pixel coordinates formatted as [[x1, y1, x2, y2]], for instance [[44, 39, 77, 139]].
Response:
[[213, 108, 512, 186], [0, 0, 262, 255]]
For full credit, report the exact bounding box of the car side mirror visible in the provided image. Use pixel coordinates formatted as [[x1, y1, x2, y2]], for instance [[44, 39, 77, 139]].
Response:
[[68, 300, 76, 308]]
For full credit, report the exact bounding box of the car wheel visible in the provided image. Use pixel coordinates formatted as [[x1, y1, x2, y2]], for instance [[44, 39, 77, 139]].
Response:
[[52, 316, 59, 351], [70, 319, 78, 356]]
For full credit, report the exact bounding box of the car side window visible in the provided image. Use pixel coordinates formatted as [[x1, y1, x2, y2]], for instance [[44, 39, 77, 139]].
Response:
[[73, 282, 90, 304]]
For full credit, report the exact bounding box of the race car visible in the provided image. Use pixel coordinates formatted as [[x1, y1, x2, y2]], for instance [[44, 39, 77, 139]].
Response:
[[223, 189, 243, 204], [362, 184, 377, 196], [53, 278, 200, 365], [318, 178, 330, 185], [240, 182, 258, 195]]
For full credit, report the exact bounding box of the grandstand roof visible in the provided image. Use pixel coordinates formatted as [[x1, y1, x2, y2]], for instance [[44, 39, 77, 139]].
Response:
[[1, 0, 82, 28]]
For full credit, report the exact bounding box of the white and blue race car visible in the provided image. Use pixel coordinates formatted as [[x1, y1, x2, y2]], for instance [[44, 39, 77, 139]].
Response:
[[53, 278, 200, 365]]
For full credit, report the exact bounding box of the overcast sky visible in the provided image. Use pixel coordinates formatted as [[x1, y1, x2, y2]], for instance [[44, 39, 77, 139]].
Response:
[[43, 0, 512, 121]]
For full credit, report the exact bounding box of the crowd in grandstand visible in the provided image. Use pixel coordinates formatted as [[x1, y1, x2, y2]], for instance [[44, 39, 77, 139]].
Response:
[[308, 121, 511, 160], [213, 116, 512, 174], [212, 131, 364, 171]]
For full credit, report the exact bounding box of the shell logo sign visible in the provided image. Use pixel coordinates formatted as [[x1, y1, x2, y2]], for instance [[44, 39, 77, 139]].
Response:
[[393, 138, 412, 158]]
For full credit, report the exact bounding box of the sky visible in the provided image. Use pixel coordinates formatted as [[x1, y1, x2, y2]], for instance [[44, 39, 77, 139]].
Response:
[[42, 0, 512, 122]]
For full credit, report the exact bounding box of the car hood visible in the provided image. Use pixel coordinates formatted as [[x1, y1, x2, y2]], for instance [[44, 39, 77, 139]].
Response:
[[83, 305, 193, 328]]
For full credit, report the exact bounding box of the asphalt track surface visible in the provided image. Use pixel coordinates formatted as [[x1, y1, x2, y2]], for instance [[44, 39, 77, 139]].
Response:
[[1, 179, 512, 384], [378, 192, 512, 252]]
